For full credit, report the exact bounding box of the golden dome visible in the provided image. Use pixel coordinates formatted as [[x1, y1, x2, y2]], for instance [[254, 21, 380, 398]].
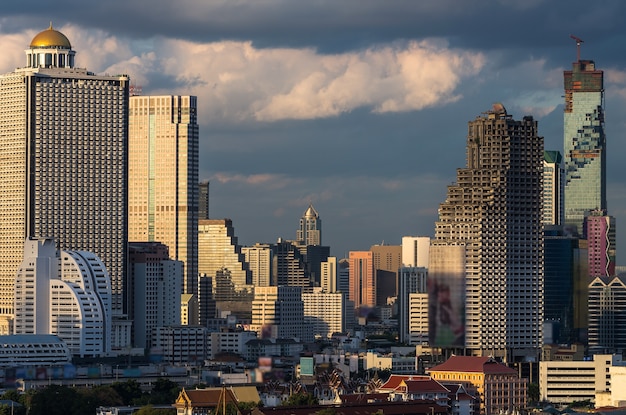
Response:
[[30, 23, 71, 49]]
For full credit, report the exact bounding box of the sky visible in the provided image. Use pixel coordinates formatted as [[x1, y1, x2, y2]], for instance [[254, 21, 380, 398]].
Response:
[[2, 0, 626, 260]]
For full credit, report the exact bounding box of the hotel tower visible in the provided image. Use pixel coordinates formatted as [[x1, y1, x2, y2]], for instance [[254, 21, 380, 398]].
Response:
[[0, 25, 129, 332]]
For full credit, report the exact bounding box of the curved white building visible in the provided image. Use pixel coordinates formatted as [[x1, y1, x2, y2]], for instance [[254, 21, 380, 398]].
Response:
[[14, 238, 112, 357]]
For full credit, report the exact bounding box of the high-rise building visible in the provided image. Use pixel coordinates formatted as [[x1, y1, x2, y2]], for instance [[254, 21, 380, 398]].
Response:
[[272, 239, 309, 287], [199, 181, 210, 220], [397, 267, 428, 344], [563, 55, 606, 235], [198, 219, 253, 320], [302, 288, 344, 342], [543, 151, 565, 226], [14, 238, 112, 357], [348, 251, 375, 312], [401, 236, 430, 268], [431, 104, 544, 361], [296, 204, 321, 246], [129, 95, 199, 295], [250, 286, 303, 340], [0, 25, 129, 332], [320, 256, 338, 293], [585, 209, 616, 278], [588, 276, 626, 354], [242, 243, 272, 287], [128, 242, 183, 349], [371, 244, 402, 306], [197, 275, 216, 326]]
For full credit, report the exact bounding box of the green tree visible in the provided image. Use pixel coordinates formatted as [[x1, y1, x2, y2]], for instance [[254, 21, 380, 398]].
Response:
[[28, 385, 88, 415], [111, 380, 144, 405], [281, 393, 318, 407], [134, 404, 176, 415], [149, 378, 181, 404], [78, 385, 124, 412], [527, 383, 539, 404]]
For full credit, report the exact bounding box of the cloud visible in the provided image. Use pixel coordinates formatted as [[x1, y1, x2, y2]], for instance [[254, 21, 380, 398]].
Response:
[[111, 36, 485, 122]]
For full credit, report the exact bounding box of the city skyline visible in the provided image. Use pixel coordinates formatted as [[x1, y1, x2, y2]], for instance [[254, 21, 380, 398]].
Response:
[[2, 3, 626, 259]]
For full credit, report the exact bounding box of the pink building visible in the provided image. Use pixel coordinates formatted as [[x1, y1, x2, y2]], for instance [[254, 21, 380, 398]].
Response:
[[348, 251, 375, 312], [585, 209, 616, 277]]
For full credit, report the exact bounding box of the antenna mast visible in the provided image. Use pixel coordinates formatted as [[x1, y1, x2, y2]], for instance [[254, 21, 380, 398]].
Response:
[[569, 34, 584, 62]]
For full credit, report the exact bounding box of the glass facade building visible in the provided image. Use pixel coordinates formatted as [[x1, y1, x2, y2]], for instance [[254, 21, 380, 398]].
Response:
[[563, 59, 606, 235]]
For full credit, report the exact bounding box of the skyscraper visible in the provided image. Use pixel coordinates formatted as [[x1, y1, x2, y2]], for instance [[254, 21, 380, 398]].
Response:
[[296, 204, 321, 246], [584, 209, 616, 278], [0, 25, 129, 332], [431, 104, 544, 361], [348, 251, 375, 312], [543, 151, 565, 226], [129, 95, 199, 295], [563, 53, 606, 235]]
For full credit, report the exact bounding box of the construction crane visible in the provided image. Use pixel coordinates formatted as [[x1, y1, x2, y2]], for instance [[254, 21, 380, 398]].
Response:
[[570, 34, 584, 62]]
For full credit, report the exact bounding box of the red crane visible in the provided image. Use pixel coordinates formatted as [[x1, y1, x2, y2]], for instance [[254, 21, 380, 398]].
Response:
[[570, 34, 584, 62]]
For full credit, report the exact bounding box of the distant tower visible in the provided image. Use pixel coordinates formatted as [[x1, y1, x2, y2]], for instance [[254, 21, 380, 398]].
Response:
[[199, 181, 210, 219], [431, 104, 544, 361], [242, 243, 273, 287], [543, 151, 565, 226], [129, 95, 199, 296], [297, 204, 321, 246], [563, 40, 606, 235], [348, 251, 375, 312], [0, 24, 129, 332]]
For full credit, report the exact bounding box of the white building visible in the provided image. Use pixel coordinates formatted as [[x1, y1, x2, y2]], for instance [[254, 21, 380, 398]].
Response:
[[543, 151, 564, 226], [128, 242, 183, 349], [152, 325, 208, 365], [14, 238, 112, 357], [0, 334, 71, 366], [0, 25, 129, 333], [401, 236, 430, 268], [302, 288, 344, 342], [320, 256, 338, 293], [209, 330, 257, 359], [539, 354, 623, 405], [250, 286, 303, 340]]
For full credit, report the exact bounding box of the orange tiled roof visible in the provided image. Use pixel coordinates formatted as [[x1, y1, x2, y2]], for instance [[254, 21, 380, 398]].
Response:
[[427, 356, 516, 375]]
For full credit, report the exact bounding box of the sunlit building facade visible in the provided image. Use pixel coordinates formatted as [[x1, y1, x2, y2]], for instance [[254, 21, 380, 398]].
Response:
[[431, 104, 544, 361], [0, 25, 129, 333], [129, 95, 199, 295], [296, 203, 321, 246], [348, 251, 375, 311], [564, 58, 606, 235], [543, 151, 565, 226]]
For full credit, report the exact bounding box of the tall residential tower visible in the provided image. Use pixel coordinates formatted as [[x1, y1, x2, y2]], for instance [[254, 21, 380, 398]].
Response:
[[129, 95, 199, 295], [0, 25, 129, 332]]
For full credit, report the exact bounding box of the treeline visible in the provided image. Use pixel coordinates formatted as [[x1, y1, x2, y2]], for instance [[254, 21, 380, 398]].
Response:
[[0, 378, 180, 415]]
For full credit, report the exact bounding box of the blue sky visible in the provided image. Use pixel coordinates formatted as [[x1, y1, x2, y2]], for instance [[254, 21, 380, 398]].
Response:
[[2, 1, 626, 259]]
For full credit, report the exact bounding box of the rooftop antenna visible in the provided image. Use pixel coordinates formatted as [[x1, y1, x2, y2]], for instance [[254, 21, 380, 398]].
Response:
[[569, 34, 584, 62]]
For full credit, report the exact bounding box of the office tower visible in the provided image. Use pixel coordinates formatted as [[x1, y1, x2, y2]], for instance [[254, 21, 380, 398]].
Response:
[[129, 95, 199, 295], [588, 276, 626, 354], [14, 238, 112, 357], [337, 258, 350, 294], [431, 104, 543, 361], [0, 25, 129, 332], [198, 275, 216, 326], [272, 239, 309, 287], [128, 242, 182, 349], [563, 54, 606, 235], [302, 288, 344, 342], [348, 251, 375, 312], [320, 257, 338, 293], [543, 151, 565, 226], [180, 294, 198, 326], [296, 204, 321, 246], [401, 236, 430, 268], [397, 267, 428, 344], [543, 226, 577, 344], [251, 286, 303, 340], [242, 243, 273, 286], [585, 209, 616, 278], [371, 244, 402, 306], [301, 245, 331, 286], [199, 181, 210, 219]]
